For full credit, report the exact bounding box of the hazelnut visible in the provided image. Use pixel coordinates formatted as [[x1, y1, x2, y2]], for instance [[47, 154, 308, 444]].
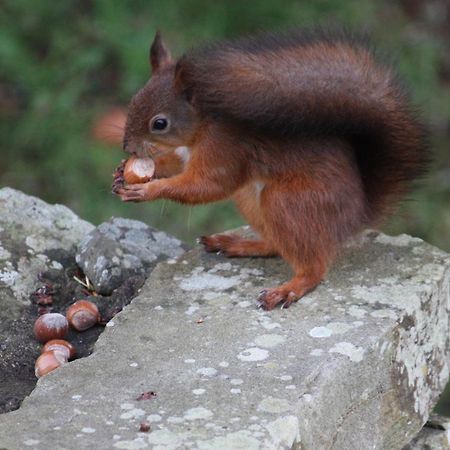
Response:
[[123, 156, 155, 184], [35, 350, 67, 378], [42, 339, 76, 360], [33, 313, 69, 343], [67, 300, 100, 331]]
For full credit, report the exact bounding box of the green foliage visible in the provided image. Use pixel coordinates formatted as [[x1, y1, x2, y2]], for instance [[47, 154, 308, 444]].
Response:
[[0, 0, 449, 248]]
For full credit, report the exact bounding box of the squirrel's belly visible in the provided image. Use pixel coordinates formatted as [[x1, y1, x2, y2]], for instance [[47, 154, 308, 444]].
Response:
[[232, 181, 267, 234]]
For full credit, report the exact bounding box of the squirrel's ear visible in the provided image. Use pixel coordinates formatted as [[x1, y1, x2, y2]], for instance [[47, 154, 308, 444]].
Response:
[[149, 31, 172, 73]]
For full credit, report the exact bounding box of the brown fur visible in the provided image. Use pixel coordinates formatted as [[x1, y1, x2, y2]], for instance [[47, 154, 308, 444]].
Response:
[[117, 29, 429, 310]]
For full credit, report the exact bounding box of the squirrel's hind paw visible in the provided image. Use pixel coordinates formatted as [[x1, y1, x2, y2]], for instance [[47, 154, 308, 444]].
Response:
[[257, 275, 321, 311], [257, 288, 299, 311]]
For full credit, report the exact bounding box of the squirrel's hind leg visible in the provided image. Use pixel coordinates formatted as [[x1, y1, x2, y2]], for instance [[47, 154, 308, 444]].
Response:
[[256, 171, 365, 310], [200, 234, 277, 257]]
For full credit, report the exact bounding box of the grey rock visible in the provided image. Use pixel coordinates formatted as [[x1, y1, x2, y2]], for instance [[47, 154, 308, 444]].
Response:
[[0, 228, 449, 450], [403, 415, 450, 449], [76, 217, 187, 295], [0, 187, 94, 412], [0, 187, 94, 310]]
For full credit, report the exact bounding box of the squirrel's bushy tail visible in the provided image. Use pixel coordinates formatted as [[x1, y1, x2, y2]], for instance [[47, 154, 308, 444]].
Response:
[[176, 29, 429, 221]]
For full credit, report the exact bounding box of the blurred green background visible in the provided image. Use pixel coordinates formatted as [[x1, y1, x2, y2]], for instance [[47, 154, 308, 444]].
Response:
[[1, 0, 450, 411]]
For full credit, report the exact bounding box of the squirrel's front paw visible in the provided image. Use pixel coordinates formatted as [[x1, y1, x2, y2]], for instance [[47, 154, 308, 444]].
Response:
[[115, 181, 161, 202]]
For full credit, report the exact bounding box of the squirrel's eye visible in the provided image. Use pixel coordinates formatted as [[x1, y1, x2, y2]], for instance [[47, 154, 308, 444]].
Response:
[[150, 115, 170, 133]]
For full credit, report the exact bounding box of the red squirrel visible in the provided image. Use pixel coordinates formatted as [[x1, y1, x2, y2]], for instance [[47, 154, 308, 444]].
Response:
[[115, 30, 428, 310]]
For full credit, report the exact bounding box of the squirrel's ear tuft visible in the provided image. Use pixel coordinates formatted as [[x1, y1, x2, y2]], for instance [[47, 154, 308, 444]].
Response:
[[149, 31, 172, 73]]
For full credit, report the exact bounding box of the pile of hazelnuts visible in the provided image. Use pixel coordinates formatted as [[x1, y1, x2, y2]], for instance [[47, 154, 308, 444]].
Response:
[[33, 300, 100, 378], [33, 157, 155, 379]]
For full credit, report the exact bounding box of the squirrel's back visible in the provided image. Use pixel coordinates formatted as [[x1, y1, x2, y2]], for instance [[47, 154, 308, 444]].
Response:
[[176, 29, 429, 222]]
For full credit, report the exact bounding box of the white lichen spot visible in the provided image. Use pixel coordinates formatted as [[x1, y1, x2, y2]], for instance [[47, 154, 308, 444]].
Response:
[[309, 326, 332, 338], [351, 284, 421, 315], [120, 403, 135, 410], [129, 362, 138, 368], [184, 358, 195, 364], [196, 367, 217, 377], [154, 305, 163, 310], [147, 414, 162, 422], [375, 233, 422, 247], [237, 347, 269, 362], [167, 416, 184, 424], [219, 361, 229, 367], [230, 378, 243, 385], [329, 342, 364, 362], [49, 260, 63, 270], [185, 304, 200, 315], [180, 270, 241, 292], [238, 300, 252, 308], [257, 396, 292, 413], [184, 407, 213, 420], [24, 439, 40, 446], [254, 334, 286, 348], [71, 394, 82, 401], [261, 321, 281, 331], [196, 430, 260, 450], [81, 427, 96, 433], [279, 375, 292, 381], [209, 262, 233, 273], [0, 269, 19, 287], [147, 429, 191, 447], [113, 437, 148, 449], [285, 385, 296, 390], [370, 309, 398, 319], [326, 322, 355, 335], [310, 349, 324, 356], [192, 389, 206, 395], [0, 246, 11, 260], [120, 408, 145, 420], [265, 416, 300, 448], [348, 305, 368, 319], [230, 388, 241, 394]]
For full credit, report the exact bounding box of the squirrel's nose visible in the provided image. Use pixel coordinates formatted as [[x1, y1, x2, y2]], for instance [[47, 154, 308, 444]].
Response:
[[122, 138, 136, 155]]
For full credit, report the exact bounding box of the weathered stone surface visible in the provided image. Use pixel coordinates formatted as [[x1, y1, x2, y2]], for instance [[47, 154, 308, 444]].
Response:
[[402, 415, 450, 449], [0, 229, 449, 449], [0, 187, 94, 412], [76, 217, 186, 295], [0, 187, 94, 311]]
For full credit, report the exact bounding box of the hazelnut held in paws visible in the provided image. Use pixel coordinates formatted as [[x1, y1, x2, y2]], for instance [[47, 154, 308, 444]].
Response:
[[114, 29, 428, 310]]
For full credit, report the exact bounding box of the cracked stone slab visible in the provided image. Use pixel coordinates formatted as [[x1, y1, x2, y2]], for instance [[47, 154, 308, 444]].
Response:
[[0, 229, 449, 450], [76, 217, 187, 295]]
